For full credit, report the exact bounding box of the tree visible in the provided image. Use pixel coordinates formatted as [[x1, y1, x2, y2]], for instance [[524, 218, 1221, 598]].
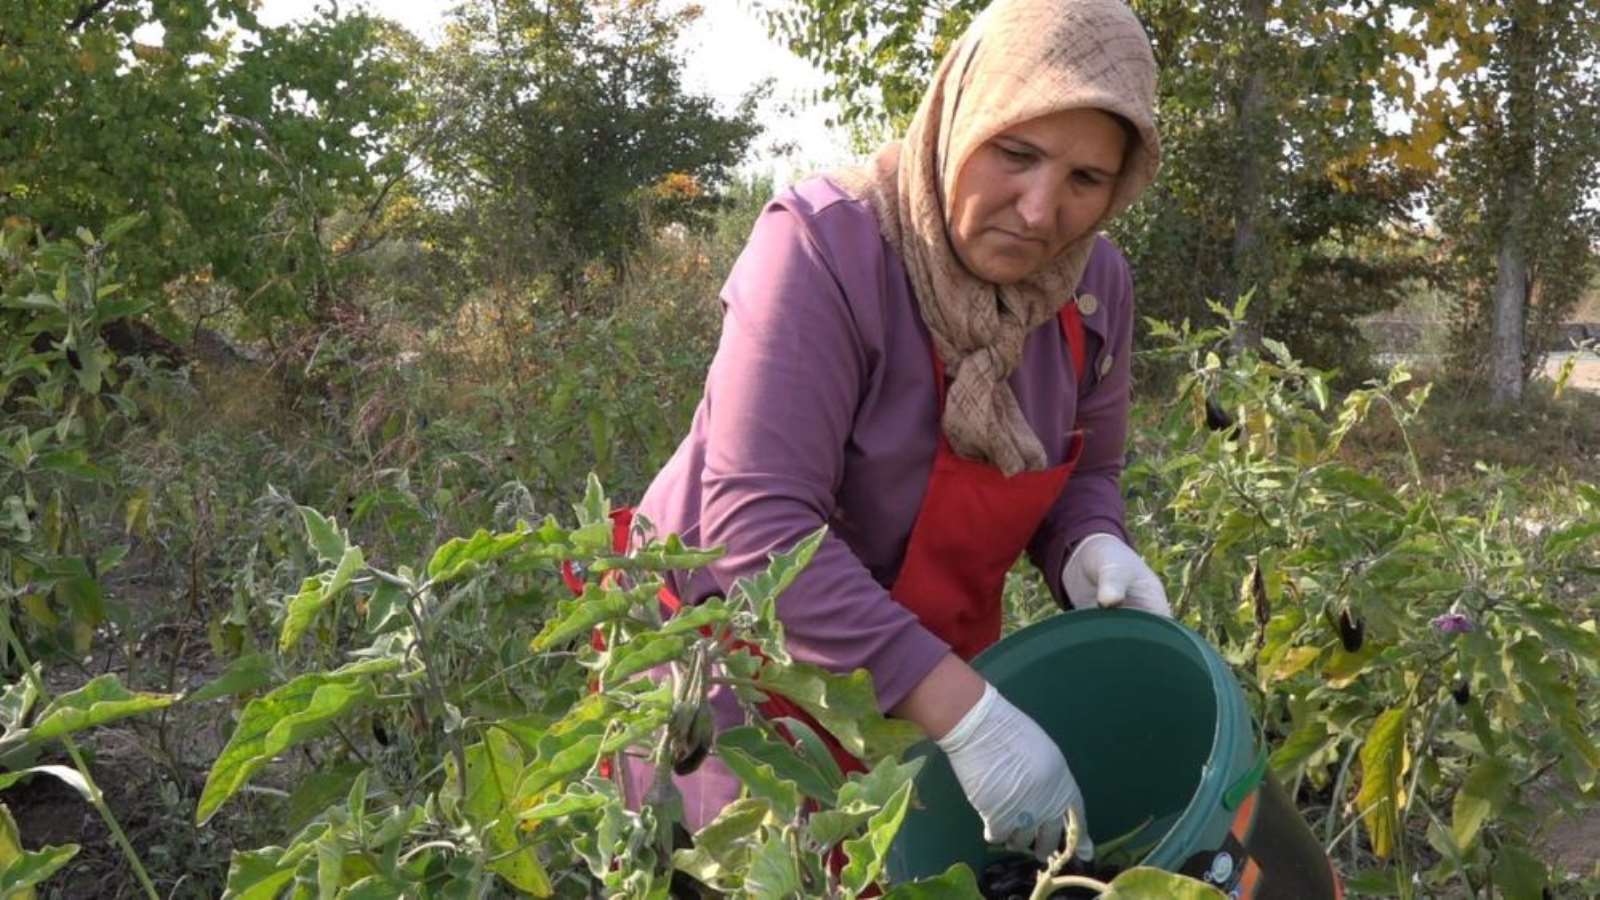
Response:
[[0, 1, 412, 330], [1418, 0, 1600, 406], [416, 0, 762, 295]]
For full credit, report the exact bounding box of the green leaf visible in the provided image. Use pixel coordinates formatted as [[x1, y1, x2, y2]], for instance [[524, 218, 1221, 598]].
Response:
[[656, 597, 734, 638], [298, 507, 346, 564], [753, 662, 923, 761], [363, 579, 408, 634], [575, 473, 610, 528], [0, 766, 91, 802], [805, 806, 875, 848], [775, 716, 846, 793], [188, 653, 275, 703], [427, 528, 532, 584], [718, 746, 801, 821], [277, 577, 325, 654], [515, 700, 668, 800], [837, 755, 924, 810], [745, 830, 803, 897], [1450, 756, 1512, 852], [448, 727, 550, 895], [1269, 722, 1334, 778], [732, 528, 827, 659], [101, 213, 145, 244], [1316, 467, 1404, 513], [699, 798, 772, 858], [1356, 707, 1409, 859], [594, 533, 725, 573], [0, 669, 40, 734], [280, 545, 364, 653], [519, 789, 610, 825], [220, 848, 299, 900], [0, 803, 78, 897], [880, 863, 981, 898], [1544, 521, 1600, 560], [0, 845, 78, 897], [28, 674, 178, 743], [840, 779, 914, 894], [315, 832, 340, 900], [717, 725, 837, 806], [196, 658, 399, 824], [1491, 844, 1546, 900], [606, 633, 692, 683], [1309, 374, 1330, 411], [529, 583, 648, 652], [1099, 867, 1228, 898], [284, 764, 364, 834]]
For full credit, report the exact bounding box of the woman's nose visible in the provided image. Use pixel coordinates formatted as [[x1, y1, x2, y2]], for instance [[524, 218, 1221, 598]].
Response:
[[1015, 175, 1061, 233]]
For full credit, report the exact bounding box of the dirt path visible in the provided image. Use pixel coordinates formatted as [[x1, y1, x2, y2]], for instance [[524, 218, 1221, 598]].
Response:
[[1544, 352, 1600, 393]]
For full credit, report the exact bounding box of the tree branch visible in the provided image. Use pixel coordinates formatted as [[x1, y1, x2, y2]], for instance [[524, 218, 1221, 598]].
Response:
[[68, 0, 117, 31]]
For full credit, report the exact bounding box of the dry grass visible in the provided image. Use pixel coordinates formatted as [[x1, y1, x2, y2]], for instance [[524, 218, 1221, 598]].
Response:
[[1337, 370, 1600, 487]]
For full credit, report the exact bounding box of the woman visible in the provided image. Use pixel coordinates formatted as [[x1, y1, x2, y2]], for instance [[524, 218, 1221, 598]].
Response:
[[623, 0, 1168, 863]]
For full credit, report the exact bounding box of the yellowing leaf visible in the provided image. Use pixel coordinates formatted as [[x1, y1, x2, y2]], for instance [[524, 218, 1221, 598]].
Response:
[[1269, 646, 1323, 683], [1099, 867, 1228, 898], [1323, 642, 1379, 688], [1357, 707, 1410, 858], [28, 675, 178, 743]]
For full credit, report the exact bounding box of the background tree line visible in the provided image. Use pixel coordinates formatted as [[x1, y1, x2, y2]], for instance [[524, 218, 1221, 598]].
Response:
[[2, 0, 1597, 396], [769, 0, 1600, 404]]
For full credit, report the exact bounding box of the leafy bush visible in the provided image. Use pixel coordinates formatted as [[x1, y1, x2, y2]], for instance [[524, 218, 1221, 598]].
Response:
[[1120, 300, 1600, 897]]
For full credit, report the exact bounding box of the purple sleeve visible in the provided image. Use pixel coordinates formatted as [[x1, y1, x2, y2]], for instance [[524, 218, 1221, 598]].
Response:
[[1028, 245, 1134, 610], [698, 204, 950, 713]]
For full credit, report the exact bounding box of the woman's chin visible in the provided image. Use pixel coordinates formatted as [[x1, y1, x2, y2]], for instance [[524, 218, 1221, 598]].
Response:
[[970, 256, 1039, 286]]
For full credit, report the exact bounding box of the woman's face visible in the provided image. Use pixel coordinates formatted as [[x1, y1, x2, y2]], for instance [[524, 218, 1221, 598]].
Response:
[[948, 107, 1129, 285]]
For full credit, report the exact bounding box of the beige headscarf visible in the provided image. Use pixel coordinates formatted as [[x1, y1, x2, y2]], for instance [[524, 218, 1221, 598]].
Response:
[[832, 0, 1161, 476]]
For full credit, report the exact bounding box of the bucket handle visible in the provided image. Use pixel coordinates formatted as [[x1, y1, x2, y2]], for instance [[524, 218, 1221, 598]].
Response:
[[1223, 747, 1270, 811]]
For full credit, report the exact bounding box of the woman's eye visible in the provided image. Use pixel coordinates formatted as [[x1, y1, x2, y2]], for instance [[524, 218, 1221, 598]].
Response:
[[997, 144, 1033, 163], [1073, 171, 1105, 186]]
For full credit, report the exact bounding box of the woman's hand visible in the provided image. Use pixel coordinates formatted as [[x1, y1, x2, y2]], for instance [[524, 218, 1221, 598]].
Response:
[[894, 656, 1092, 861], [935, 683, 1093, 861], [1061, 533, 1170, 617]]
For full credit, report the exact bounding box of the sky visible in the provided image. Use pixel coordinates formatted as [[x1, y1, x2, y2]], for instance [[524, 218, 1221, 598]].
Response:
[[253, 0, 858, 180]]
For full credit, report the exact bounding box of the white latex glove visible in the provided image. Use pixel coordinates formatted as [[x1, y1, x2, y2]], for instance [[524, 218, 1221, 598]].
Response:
[[1061, 533, 1172, 617], [935, 683, 1094, 861]]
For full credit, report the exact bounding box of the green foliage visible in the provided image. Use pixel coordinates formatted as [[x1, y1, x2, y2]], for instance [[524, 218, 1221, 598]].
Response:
[[0, 0, 411, 326], [0, 220, 145, 657], [414, 0, 762, 288], [1114, 303, 1600, 894], [0, 475, 951, 897]]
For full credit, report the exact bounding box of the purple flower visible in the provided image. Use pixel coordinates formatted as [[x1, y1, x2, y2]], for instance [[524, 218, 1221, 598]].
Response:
[[1431, 612, 1475, 634]]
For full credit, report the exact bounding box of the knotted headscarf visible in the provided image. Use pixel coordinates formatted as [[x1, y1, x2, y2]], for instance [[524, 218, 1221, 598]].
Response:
[[832, 0, 1161, 475]]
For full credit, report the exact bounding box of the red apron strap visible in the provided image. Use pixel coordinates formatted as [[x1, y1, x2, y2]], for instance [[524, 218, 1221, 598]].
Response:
[[1058, 301, 1088, 385]]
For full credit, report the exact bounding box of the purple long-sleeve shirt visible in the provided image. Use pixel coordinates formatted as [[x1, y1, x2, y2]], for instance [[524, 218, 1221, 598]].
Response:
[[623, 177, 1135, 827]]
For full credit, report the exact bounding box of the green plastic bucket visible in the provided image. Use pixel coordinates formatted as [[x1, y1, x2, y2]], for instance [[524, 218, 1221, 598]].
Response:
[[885, 609, 1341, 898]]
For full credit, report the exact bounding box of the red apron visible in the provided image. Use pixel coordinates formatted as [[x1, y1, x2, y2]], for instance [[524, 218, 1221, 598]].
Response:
[[567, 300, 1091, 777]]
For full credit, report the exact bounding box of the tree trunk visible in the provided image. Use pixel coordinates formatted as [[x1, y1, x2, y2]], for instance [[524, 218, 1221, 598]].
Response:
[[1488, 1, 1541, 408], [1228, 0, 1271, 354], [1489, 228, 1530, 406]]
